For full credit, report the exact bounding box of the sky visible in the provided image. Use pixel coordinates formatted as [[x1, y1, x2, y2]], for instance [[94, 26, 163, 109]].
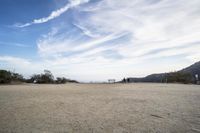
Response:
[[0, 0, 200, 82]]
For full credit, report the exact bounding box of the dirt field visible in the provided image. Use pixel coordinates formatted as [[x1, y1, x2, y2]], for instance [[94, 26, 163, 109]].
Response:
[[0, 83, 200, 133]]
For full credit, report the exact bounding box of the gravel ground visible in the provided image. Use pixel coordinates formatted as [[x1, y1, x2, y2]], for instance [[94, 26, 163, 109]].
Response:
[[0, 83, 200, 133]]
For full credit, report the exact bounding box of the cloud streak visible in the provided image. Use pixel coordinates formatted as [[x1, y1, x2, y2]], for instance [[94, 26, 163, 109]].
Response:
[[0, 41, 30, 47], [15, 0, 90, 28], [4, 0, 200, 81], [35, 0, 200, 81], [0, 56, 31, 66]]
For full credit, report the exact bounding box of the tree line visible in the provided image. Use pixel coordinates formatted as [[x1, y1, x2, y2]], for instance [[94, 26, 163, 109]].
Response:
[[0, 70, 24, 84], [0, 69, 78, 84]]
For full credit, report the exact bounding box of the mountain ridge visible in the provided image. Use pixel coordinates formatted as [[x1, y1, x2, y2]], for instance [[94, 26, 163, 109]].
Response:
[[123, 61, 200, 83]]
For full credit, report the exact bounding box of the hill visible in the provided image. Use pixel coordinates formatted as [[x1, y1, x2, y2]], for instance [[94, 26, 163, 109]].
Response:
[[181, 61, 200, 77], [123, 61, 200, 84]]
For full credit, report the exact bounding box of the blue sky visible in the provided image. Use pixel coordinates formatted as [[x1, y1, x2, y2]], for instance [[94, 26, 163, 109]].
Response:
[[0, 0, 200, 82]]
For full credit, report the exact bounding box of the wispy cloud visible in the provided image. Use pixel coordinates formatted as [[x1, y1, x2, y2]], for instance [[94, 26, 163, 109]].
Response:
[[73, 23, 100, 38], [15, 0, 90, 28], [32, 0, 200, 81], [4, 0, 200, 81], [0, 56, 31, 66], [0, 41, 30, 47]]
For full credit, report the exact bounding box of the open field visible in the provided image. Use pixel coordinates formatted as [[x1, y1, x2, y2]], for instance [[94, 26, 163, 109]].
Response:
[[0, 83, 200, 133]]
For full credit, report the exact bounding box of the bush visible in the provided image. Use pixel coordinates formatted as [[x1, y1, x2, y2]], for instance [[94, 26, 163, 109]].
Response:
[[29, 71, 54, 84], [56, 77, 67, 84], [56, 77, 78, 84], [0, 70, 12, 84], [166, 72, 192, 84], [0, 70, 24, 84]]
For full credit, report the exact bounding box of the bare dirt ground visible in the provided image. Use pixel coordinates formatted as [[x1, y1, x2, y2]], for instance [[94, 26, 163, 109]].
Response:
[[0, 83, 200, 133]]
